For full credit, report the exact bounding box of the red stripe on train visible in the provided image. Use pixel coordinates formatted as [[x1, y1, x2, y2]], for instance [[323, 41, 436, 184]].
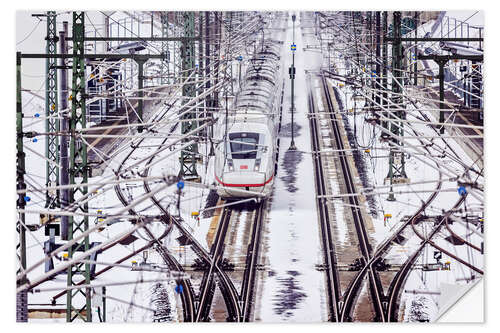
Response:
[[214, 174, 274, 187]]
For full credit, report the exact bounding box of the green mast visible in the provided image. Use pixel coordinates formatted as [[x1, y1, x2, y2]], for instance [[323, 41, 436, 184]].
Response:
[[45, 11, 60, 208], [386, 11, 408, 201], [179, 12, 199, 180], [66, 11, 92, 322], [16, 51, 28, 322]]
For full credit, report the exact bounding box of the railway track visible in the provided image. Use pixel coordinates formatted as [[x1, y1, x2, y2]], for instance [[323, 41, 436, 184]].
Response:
[[386, 196, 469, 321], [321, 73, 483, 322], [193, 200, 266, 322], [116, 141, 238, 321], [108, 97, 243, 322], [410, 208, 483, 275], [318, 74, 386, 322], [195, 207, 233, 321], [114, 178, 196, 322], [307, 73, 341, 322], [319, 71, 458, 322], [112, 118, 198, 321], [139, 136, 241, 321], [444, 216, 482, 253], [240, 201, 266, 322]]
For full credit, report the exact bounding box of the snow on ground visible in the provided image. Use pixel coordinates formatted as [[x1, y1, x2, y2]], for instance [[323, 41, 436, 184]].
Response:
[[255, 12, 326, 323]]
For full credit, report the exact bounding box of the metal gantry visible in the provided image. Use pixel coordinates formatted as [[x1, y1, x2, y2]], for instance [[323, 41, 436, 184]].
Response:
[[386, 11, 408, 201], [381, 11, 388, 130], [67, 11, 92, 322], [160, 12, 170, 85], [179, 11, 199, 180], [45, 11, 60, 208], [222, 12, 234, 96], [16, 51, 28, 322]]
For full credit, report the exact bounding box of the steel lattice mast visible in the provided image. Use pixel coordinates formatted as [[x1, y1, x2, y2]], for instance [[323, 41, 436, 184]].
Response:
[[45, 11, 60, 208], [179, 11, 199, 180], [386, 11, 408, 201], [160, 12, 170, 85], [66, 11, 92, 322], [16, 51, 28, 322]]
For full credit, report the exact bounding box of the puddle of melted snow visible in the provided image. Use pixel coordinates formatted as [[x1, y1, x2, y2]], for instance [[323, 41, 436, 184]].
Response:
[[272, 270, 308, 318], [280, 147, 304, 193]]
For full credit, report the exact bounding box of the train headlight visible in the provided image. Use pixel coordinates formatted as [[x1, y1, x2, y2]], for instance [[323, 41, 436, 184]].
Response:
[[228, 159, 234, 171], [254, 158, 261, 171]]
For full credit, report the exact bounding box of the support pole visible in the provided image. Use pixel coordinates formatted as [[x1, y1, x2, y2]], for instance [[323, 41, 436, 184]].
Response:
[[438, 59, 446, 134], [417, 54, 483, 127], [136, 58, 146, 133], [375, 12, 381, 108], [289, 14, 297, 150], [205, 11, 211, 107], [179, 11, 199, 180], [212, 12, 221, 112], [413, 12, 419, 86], [470, 60, 482, 119], [59, 21, 70, 240], [160, 12, 169, 85], [67, 11, 92, 322], [45, 11, 60, 208], [205, 12, 215, 156], [381, 11, 388, 132], [102, 286, 106, 322], [197, 12, 204, 141], [16, 51, 28, 322], [387, 11, 408, 201]]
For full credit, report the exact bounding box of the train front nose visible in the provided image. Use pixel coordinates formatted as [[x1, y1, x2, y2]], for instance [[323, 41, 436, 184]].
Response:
[[218, 171, 268, 197]]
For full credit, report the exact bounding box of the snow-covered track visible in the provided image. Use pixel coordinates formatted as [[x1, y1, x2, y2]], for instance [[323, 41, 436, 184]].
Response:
[[240, 200, 266, 321], [307, 73, 341, 322]]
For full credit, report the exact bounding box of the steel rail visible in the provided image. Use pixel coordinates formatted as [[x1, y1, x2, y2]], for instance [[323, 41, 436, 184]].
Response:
[[444, 217, 482, 253], [386, 197, 467, 322], [138, 127, 241, 322], [307, 74, 341, 321], [320, 74, 385, 322], [113, 117, 196, 322], [240, 201, 265, 321], [113, 181, 196, 322], [410, 211, 483, 274], [195, 207, 233, 321]]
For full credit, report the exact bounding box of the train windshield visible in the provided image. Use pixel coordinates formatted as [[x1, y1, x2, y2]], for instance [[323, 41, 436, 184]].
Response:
[[229, 132, 260, 159]]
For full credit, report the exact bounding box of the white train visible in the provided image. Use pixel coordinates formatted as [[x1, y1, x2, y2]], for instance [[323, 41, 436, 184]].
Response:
[[214, 40, 284, 199]]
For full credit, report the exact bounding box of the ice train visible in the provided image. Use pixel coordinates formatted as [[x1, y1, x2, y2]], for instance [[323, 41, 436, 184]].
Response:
[[214, 39, 284, 198]]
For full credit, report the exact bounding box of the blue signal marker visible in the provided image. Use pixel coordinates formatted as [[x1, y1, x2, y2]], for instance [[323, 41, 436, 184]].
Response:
[[175, 284, 184, 294], [458, 186, 467, 196]]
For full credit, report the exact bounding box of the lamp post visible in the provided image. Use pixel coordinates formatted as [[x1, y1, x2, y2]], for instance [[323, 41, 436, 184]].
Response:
[[289, 13, 297, 150]]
